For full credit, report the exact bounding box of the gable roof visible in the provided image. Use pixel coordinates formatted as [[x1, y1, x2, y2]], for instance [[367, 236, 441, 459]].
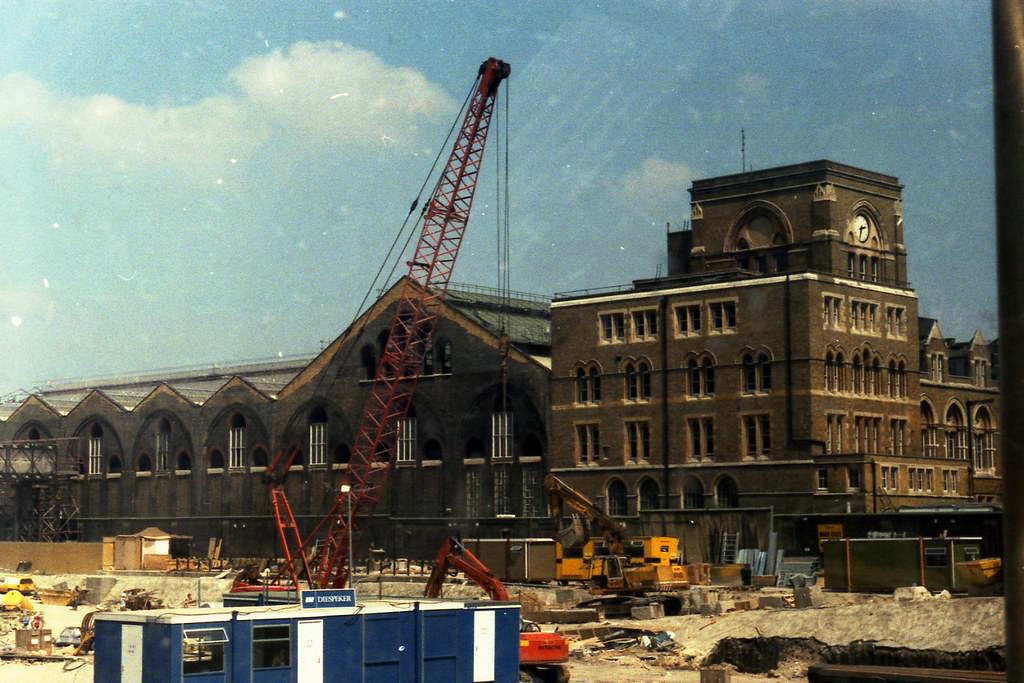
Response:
[[918, 317, 942, 343], [279, 277, 551, 398], [445, 283, 551, 351], [0, 281, 551, 419], [2, 356, 312, 419]]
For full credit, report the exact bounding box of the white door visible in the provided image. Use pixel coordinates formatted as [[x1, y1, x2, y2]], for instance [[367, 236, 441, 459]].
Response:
[[297, 619, 324, 683], [121, 624, 143, 683], [472, 610, 495, 683]]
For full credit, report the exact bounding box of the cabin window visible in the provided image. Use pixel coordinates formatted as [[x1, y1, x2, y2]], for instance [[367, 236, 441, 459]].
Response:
[[182, 628, 228, 674], [252, 624, 291, 669]]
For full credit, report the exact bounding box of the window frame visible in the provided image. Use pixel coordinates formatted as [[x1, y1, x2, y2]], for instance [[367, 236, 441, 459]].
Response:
[[252, 623, 291, 670], [183, 628, 228, 675]]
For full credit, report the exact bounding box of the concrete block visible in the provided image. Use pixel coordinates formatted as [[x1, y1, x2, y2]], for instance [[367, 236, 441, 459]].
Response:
[[793, 586, 824, 608], [85, 576, 117, 605], [893, 585, 931, 601], [700, 601, 722, 616], [554, 588, 582, 607], [730, 599, 754, 611], [630, 603, 665, 620], [757, 595, 788, 609], [700, 666, 732, 683]]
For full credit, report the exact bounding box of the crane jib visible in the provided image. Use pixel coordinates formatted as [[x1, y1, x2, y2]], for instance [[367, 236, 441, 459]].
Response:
[[302, 57, 510, 590]]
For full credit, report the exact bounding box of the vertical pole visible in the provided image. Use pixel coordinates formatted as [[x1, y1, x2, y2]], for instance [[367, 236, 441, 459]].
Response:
[[993, 2, 1024, 677], [347, 493, 354, 590]]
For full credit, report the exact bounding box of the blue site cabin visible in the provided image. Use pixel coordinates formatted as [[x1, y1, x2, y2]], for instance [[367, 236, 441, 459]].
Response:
[[92, 598, 520, 682]]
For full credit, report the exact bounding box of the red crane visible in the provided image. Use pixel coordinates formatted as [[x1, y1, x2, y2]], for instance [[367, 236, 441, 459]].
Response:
[[297, 57, 511, 589]]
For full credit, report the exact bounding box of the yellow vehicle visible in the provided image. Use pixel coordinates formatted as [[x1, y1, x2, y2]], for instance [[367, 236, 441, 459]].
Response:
[[555, 536, 681, 582], [544, 474, 688, 593], [0, 577, 35, 596]]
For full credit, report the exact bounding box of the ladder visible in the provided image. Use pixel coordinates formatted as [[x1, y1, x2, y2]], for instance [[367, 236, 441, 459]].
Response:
[[720, 531, 740, 564]]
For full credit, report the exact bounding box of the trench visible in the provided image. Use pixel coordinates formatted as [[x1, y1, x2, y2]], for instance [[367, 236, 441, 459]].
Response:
[[703, 637, 1005, 675]]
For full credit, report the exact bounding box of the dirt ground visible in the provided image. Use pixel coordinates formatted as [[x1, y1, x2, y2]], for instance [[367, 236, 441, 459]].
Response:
[[0, 573, 1006, 683]]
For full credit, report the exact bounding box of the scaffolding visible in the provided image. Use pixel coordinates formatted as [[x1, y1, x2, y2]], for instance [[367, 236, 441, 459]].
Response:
[[0, 439, 81, 541]]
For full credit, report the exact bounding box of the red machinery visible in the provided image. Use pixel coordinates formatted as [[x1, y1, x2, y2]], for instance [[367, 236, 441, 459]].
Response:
[[259, 58, 510, 592], [424, 537, 570, 683]]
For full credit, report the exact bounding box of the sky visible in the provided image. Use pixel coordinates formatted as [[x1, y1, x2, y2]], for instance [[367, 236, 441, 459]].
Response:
[[0, 1, 995, 398]]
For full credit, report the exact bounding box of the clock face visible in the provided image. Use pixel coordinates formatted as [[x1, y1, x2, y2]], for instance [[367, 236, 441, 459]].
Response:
[[853, 215, 870, 243]]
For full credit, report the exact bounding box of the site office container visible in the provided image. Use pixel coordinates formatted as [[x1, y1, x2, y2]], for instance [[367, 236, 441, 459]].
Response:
[[822, 536, 984, 593], [93, 599, 520, 683]]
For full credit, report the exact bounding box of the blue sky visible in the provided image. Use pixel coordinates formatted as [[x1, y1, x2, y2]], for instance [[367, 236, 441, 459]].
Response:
[[0, 1, 995, 396]]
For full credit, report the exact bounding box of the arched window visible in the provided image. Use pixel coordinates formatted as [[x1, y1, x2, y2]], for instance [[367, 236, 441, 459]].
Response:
[[361, 344, 377, 381], [590, 367, 602, 402], [638, 361, 651, 400], [309, 406, 328, 467], [422, 341, 435, 375], [825, 351, 836, 392], [921, 402, 939, 457], [852, 354, 864, 395], [28, 427, 41, 441], [397, 405, 418, 463], [945, 405, 967, 460], [209, 450, 225, 470], [625, 363, 637, 400], [835, 352, 846, 392], [897, 361, 907, 397], [252, 448, 269, 468], [108, 455, 122, 474], [870, 357, 881, 396], [607, 480, 628, 516], [438, 340, 453, 374], [689, 357, 715, 397], [688, 359, 701, 396], [424, 439, 443, 461], [155, 418, 172, 472], [682, 478, 705, 509], [702, 358, 715, 395], [742, 354, 756, 393], [758, 353, 772, 391], [86, 423, 105, 475], [973, 407, 996, 473], [638, 479, 660, 510], [521, 433, 543, 459], [465, 437, 486, 460], [333, 443, 351, 465], [716, 476, 740, 508], [577, 364, 602, 404], [229, 414, 246, 469], [137, 454, 152, 473], [888, 360, 897, 397], [177, 452, 192, 471]]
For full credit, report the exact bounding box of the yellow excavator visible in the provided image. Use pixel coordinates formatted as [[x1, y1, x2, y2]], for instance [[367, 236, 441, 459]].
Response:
[[543, 474, 688, 595]]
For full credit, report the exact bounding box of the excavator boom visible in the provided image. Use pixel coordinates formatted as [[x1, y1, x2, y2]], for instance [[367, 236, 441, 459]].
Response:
[[544, 473, 626, 555]]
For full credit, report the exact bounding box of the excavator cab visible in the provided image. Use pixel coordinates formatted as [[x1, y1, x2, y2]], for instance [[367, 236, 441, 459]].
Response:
[[589, 554, 626, 591]]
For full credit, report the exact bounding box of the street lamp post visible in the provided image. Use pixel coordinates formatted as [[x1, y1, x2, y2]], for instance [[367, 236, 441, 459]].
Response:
[[340, 483, 353, 589]]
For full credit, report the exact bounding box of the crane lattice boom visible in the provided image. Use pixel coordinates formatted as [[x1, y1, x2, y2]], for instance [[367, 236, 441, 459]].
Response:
[[307, 58, 510, 589]]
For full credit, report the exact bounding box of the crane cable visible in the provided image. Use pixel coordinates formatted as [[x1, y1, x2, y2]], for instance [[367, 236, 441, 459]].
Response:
[[497, 79, 511, 422], [310, 72, 483, 403]]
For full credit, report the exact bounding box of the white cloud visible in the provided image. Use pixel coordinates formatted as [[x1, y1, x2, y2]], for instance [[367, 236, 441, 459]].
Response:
[[0, 42, 457, 175], [229, 41, 455, 147], [613, 157, 694, 208]]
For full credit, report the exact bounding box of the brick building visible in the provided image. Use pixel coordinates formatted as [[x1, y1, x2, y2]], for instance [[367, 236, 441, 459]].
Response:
[[549, 160, 999, 516], [0, 279, 553, 558]]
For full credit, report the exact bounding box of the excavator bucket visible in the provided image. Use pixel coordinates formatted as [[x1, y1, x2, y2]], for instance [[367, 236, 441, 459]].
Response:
[[555, 514, 587, 550]]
